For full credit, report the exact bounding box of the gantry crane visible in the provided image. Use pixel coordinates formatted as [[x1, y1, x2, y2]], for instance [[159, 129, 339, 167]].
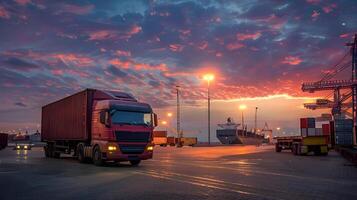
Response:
[[301, 34, 357, 145]]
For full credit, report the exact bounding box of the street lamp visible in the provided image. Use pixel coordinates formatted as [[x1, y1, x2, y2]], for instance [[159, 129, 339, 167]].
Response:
[[167, 112, 173, 117], [239, 104, 247, 130], [203, 73, 214, 145]]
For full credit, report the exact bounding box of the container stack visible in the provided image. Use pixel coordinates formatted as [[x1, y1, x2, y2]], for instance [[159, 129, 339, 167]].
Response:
[[300, 118, 316, 137], [334, 119, 353, 146]]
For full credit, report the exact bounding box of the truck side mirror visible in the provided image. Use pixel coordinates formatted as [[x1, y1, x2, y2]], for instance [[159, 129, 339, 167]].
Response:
[[153, 113, 158, 127], [104, 111, 111, 127], [100, 110, 111, 127]]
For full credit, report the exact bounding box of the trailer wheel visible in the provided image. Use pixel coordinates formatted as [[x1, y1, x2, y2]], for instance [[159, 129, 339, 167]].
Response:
[[93, 146, 104, 166], [130, 160, 141, 166], [44, 146, 50, 158]]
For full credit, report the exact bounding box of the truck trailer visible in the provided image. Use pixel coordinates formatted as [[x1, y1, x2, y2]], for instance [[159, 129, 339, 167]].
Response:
[[41, 89, 158, 166]]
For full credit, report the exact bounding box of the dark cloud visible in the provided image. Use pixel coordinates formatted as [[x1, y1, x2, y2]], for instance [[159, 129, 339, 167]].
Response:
[[2, 57, 40, 71], [14, 102, 27, 107]]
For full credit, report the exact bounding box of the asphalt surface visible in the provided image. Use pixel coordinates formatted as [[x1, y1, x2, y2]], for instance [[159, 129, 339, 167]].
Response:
[[0, 145, 356, 200]]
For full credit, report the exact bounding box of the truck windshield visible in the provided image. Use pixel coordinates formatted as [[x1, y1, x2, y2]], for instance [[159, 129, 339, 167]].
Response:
[[110, 110, 152, 126]]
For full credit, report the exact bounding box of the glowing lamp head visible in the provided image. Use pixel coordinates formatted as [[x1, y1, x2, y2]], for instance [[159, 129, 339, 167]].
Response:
[[239, 104, 247, 110], [203, 74, 215, 82], [276, 127, 281, 131], [167, 112, 173, 117], [161, 121, 167, 125]]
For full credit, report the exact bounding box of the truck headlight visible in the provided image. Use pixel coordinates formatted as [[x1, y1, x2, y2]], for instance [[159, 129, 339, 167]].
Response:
[[108, 146, 117, 151], [146, 146, 154, 151], [24, 145, 28, 149], [16, 145, 20, 149]]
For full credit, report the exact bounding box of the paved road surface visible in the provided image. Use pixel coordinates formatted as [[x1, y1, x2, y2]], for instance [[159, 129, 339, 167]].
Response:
[[0, 145, 356, 200]]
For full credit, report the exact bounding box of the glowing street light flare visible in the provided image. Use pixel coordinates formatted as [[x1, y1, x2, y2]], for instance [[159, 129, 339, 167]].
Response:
[[203, 74, 215, 82], [276, 127, 281, 131], [239, 104, 247, 110], [161, 120, 168, 125], [167, 112, 173, 117]]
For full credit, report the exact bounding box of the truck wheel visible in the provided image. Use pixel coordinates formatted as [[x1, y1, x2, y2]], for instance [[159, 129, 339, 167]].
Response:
[[275, 144, 281, 152], [77, 144, 86, 163], [44, 146, 50, 158], [93, 146, 104, 166], [130, 160, 141, 166]]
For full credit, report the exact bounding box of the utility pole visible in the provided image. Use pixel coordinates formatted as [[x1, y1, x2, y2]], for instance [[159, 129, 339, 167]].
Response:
[[254, 107, 258, 134], [347, 34, 357, 145], [176, 85, 182, 147]]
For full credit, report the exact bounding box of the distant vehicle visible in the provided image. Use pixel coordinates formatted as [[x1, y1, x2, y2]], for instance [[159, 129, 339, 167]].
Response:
[[14, 143, 32, 150], [167, 137, 176, 146], [177, 137, 197, 146], [0, 133, 8, 150], [153, 131, 168, 146], [41, 89, 158, 166]]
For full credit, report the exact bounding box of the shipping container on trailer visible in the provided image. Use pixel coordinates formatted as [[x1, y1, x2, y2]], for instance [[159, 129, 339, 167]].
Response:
[[153, 131, 167, 138], [153, 137, 168, 146]]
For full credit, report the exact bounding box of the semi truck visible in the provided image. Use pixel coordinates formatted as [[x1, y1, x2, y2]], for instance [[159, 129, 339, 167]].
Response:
[[41, 89, 158, 166], [275, 135, 329, 156], [0, 133, 8, 150]]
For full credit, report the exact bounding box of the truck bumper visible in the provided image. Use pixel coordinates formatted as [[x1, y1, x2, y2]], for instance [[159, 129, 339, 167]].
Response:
[[105, 151, 153, 161]]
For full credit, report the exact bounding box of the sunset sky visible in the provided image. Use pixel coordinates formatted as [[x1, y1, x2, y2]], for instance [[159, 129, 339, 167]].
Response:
[[0, 0, 356, 141]]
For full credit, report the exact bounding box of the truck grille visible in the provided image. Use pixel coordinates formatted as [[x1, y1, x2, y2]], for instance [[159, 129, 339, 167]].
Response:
[[119, 145, 146, 154], [115, 131, 150, 143]]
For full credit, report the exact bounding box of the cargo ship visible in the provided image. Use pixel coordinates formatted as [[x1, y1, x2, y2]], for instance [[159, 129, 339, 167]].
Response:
[[216, 117, 264, 145]]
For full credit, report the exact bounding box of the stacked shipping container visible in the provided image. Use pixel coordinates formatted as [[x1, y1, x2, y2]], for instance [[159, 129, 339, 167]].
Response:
[[334, 119, 353, 146], [300, 118, 316, 136]]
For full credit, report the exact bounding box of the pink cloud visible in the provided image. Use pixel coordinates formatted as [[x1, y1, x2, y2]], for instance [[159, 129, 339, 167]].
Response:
[[0, 6, 10, 19], [306, 0, 320, 4], [51, 69, 64, 76], [323, 4, 337, 13], [225, 42, 245, 51], [88, 30, 117, 41], [115, 50, 131, 57], [169, 44, 184, 52], [339, 33, 350, 38], [311, 10, 320, 20], [109, 58, 168, 72], [236, 32, 262, 41], [52, 53, 94, 67], [215, 52, 223, 57], [282, 56, 303, 65], [198, 41, 208, 50], [128, 25, 142, 35]]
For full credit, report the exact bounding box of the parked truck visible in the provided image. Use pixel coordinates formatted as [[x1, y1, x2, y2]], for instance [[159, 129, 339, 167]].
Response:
[[153, 131, 168, 146], [275, 135, 329, 155], [0, 133, 8, 150], [177, 137, 197, 146], [41, 89, 158, 166]]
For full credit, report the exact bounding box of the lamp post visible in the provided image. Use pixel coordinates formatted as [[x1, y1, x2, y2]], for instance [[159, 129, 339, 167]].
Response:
[[239, 104, 247, 131], [203, 74, 214, 145]]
